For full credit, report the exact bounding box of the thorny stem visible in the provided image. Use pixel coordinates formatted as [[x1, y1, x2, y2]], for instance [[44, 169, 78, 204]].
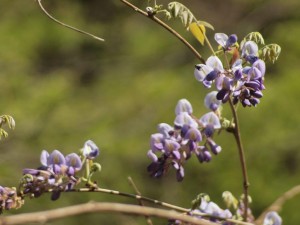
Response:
[[36, 0, 105, 41], [120, 0, 206, 64], [228, 98, 250, 222]]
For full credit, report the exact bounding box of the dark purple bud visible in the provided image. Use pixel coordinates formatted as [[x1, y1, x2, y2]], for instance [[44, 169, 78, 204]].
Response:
[[226, 34, 238, 48], [250, 98, 260, 106], [205, 70, 219, 81], [242, 99, 251, 107], [207, 138, 222, 155], [216, 89, 228, 101], [245, 55, 258, 64], [176, 166, 184, 182], [234, 69, 243, 81], [244, 81, 260, 90], [51, 190, 61, 201], [203, 124, 215, 137], [196, 146, 212, 163], [188, 141, 197, 151], [251, 90, 263, 98]]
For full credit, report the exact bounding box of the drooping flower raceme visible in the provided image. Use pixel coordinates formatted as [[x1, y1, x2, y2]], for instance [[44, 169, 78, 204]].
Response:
[[147, 99, 222, 181], [194, 33, 270, 107], [20, 140, 100, 201]]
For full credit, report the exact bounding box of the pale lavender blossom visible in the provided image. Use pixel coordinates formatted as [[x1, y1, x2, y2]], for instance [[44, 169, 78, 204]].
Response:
[[82, 140, 99, 159], [65, 153, 82, 176], [204, 91, 222, 111], [263, 212, 282, 225], [214, 33, 237, 50], [175, 99, 193, 115]]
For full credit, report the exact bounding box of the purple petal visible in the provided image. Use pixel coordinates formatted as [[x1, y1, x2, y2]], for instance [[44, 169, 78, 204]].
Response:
[[147, 150, 158, 162], [214, 33, 228, 47], [150, 133, 164, 151], [40, 150, 49, 166], [199, 112, 221, 129], [65, 153, 82, 170], [49, 150, 65, 166], [175, 99, 193, 115], [185, 127, 202, 142], [83, 140, 100, 159]]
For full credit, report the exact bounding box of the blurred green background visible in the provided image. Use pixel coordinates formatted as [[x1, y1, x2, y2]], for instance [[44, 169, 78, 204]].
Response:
[[0, 0, 300, 224]]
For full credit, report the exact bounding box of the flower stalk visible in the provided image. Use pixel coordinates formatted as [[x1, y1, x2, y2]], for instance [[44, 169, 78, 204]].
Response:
[[229, 98, 250, 221]]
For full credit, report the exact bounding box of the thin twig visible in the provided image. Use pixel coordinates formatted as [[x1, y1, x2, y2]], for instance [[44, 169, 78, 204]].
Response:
[[36, 0, 105, 41], [0, 202, 218, 225], [120, 0, 205, 64], [255, 184, 300, 225], [128, 176, 154, 225], [228, 98, 250, 222]]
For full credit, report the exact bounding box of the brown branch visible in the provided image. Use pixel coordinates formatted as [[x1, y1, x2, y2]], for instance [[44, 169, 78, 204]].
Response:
[[128, 176, 154, 225], [36, 0, 105, 41], [120, 0, 206, 64], [0, 202, 219, 225], [255, 184, 300, 225]]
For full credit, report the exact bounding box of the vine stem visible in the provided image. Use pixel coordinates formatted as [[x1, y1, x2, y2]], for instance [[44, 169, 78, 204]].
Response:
[[228, 98, 250, 221], [45, 187, 254, 225], [0, 202, 218, 225], [255, 184, 300, 225], [36, 0, 105, 41], [120, 0, 206, 64]]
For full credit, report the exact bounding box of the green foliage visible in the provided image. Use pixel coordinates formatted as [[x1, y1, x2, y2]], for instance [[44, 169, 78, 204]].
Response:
[[0, 115, 15, 139], [0, 0, 299, 224]]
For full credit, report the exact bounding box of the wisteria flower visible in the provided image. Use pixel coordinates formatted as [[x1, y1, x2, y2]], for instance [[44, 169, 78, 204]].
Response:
[[263, 212, 282, 225], [174, 112, 198, 129], [41, 150, 66, 174], [204, 91, 222, 111], [65, 153, 82, 176], [175, 99, 193, 115], [195, 56, 224, 88], [241, 41, 259, 63], [82, 140, 100, 159], [214, 33, 238, 50]]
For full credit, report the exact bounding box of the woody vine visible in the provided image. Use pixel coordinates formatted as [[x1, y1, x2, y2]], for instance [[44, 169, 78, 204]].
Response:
[[0, 1, 290, 225]]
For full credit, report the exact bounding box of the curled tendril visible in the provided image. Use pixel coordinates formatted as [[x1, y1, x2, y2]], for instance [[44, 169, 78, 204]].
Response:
[[36, 0, 105, 42]]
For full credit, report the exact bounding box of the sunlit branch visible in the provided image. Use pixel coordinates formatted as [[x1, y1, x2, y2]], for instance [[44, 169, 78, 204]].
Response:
[[36, 0, 105, 41], [255, 184, 300, 225], [43, 188, 254, 225], [228, 99, 250, 221], [127, 176, 153, 225], [120, 0, 206, 64], [0, 202, 216, 225]]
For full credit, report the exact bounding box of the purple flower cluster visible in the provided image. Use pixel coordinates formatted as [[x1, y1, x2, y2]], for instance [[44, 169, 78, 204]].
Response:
[[20, 140, 99, 200], [194, 33, 267, 107], [147, 97, 222, 181], [0, 186, 23, 213]]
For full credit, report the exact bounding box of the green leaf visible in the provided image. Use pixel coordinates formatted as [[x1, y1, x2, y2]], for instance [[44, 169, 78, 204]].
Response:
[[197, 20, 214, 30], [168, 2, 196, 28], [260, 44, 281, 63]]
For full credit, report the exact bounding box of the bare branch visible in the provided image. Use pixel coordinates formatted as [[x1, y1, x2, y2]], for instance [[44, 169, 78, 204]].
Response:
[[255, 184, 300, 225], [0, 202, 218, 225], [36, 0, 105, 42], [120, 0, 205, 63]]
